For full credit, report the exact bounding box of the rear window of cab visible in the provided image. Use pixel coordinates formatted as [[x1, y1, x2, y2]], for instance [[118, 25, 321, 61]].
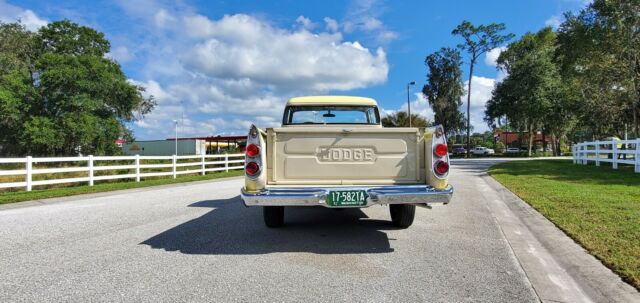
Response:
[[282, 106, 381, 125]]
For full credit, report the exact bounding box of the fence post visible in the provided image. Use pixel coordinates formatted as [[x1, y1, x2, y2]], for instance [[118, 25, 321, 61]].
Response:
[[201, 154, 206, 175], [612, 142, 618, 169], [26, 156, 32, 192], [135, 154, 140, 182], [636, 139, 640, 173], [225, 154, 229, 172], [581, 144, 587, 165], [595, 141, 600, 166], [172, 154, 177, 179], [572, 145, 576, 164], [88, 155, 94, 186]]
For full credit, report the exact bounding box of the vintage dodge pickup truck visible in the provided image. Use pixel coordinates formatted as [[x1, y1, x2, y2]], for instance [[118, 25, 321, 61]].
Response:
[[240, 96, 453, 228]]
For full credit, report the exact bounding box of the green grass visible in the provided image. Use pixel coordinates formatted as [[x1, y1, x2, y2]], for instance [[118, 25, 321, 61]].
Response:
[[0, 170, 244, 205], [488, 160, 640, 289]]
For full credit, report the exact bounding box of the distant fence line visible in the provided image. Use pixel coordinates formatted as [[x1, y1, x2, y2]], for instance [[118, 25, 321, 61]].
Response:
[[0, 154, 245, 192], [572, 139, 639, 173]]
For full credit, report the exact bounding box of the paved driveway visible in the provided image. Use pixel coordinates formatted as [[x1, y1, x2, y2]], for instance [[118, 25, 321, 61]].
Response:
[[0, 159, 633, 302]]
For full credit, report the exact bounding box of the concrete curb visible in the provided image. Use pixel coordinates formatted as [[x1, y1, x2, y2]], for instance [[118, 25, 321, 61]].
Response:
[[0, 176, 243, 211], [483, 174, 640, 303]]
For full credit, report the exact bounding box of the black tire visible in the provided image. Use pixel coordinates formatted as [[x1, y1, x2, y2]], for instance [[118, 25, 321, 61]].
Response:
[[263, 206, 284, 228], [389, 204, 416, 228]]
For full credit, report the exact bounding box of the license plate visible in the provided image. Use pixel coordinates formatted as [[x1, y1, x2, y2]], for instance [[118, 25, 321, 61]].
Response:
[[326, 190, 368, 207]]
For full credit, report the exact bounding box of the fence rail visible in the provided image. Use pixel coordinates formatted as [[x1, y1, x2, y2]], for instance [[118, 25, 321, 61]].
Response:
[[572, 139, 640, 173], [0, 154, 245, 191]]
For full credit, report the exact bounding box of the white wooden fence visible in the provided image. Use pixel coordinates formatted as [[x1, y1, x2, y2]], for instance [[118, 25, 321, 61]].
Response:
[[572, 139, 640, 173], [0, 154, 245, 191]]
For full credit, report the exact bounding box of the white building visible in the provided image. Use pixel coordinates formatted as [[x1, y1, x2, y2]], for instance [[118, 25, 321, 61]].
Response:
[[122, 139, 206, 156]]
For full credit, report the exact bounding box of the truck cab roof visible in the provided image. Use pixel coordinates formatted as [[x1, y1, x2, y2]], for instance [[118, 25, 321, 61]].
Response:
[[286, 96, 378, 107]]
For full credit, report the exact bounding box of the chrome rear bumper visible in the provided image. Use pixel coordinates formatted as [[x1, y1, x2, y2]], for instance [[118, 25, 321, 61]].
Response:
[[241, 185, 453, 208]]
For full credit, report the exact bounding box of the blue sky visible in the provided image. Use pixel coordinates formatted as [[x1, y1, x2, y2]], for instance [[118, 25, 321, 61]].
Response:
[[2, 0, 588, 139]]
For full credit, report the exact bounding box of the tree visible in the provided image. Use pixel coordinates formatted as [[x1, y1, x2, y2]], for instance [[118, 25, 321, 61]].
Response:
[[452, 21, 514, 158], [422, 47, 465, 136], [0, 20, 155, 156], [557, 0, 640, 138], [485, 28, 568, 156], [382, 111, 429, 128]]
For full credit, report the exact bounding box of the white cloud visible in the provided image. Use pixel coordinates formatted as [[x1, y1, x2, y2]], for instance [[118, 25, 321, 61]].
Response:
[[376, 30, 398, 43], [361, 17, 382, 31], [380, 92, 434, 125], [295, 15, 315, 30], [109, 46, 134, 63], [341, 0, 398, 43], [154, 9, 176, 28], [180, 14, 388, 91], [545, 15, 562, 29], [117, 8, 390, 139], [0, 1, 47, 31], [324, 17, 339, 32], [484, 47, 505, 67], [462, 76, 496, 133]]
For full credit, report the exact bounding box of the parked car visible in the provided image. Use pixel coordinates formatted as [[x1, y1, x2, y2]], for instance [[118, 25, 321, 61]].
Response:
[[472, 146, 495, 155], [452, 147, 467, 155], [241, 96, 453, 228], [535, 146, 553, 152], [505, 147, 520, 154]]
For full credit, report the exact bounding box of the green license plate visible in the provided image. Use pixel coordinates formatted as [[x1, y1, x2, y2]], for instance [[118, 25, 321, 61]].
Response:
[[326, 190, 368, 207]]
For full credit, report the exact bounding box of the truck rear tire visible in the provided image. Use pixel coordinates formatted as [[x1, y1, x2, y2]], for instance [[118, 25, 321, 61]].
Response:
[[390, 204, 415, 228], [263, 206, 284, 228]]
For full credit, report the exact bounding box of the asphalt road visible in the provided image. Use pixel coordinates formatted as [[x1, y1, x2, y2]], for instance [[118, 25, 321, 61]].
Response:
[[0, 159, 636, 302]]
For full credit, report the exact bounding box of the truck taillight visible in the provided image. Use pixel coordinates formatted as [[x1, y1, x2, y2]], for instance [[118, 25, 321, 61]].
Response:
[[246, 144, 260, 158], [245, 125, 263, 179], [434, 160, 449, 175], [434, 144, 448, 157], [245, 162, 260, 176]]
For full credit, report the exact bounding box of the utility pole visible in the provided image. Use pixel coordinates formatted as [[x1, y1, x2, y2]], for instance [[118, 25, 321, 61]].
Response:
[[407, 81, 416, 127], [173, 119, 178, 156]]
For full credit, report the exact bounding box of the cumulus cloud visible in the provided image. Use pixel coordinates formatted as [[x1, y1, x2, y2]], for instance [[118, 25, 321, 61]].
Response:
[[108, 46, 134, 63], [484, 47, 505, 67], [295, 15, 315, 29], [380, 92, 434, 125], [324, 17, 339, 32], [545, 15, 562, 29], [462, 76, 495, 133], [181, 15, 388, 91], [115, 8, 390, 139], [0, 0, 47, 31], [154, 9, 177, 28]]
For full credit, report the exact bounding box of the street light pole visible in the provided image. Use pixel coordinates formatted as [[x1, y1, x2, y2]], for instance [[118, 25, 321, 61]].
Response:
[[407, 81, 416, 127], [173, 119, 178, 156]]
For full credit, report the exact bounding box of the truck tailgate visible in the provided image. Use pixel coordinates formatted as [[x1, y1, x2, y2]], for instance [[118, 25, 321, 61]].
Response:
[[266, 127, 424, 185]]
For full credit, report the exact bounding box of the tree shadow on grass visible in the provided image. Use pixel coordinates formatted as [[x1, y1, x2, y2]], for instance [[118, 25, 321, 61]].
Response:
[[141, 196, 397, 255]]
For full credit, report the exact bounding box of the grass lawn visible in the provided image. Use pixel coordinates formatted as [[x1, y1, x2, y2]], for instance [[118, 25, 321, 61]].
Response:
[[489, 160, 640, 289], [0, 170, 244, 205]]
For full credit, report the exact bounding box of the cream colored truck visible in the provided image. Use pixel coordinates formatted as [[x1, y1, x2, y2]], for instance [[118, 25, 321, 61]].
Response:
[[240, 96, 453, 228]]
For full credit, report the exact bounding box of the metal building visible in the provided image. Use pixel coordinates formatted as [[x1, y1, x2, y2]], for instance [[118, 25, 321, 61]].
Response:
[[122, 139, 206, 156]]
